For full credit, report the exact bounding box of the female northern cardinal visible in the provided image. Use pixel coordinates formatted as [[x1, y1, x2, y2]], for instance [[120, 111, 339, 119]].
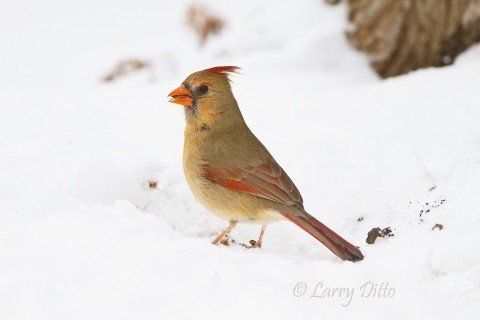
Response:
[[168, 66, 364, 262]]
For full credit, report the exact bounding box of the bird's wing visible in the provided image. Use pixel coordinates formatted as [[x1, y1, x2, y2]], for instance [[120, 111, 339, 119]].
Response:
[[202, 161, 304, 209]]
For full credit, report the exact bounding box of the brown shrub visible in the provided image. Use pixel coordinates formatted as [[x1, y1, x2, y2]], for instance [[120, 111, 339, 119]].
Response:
[[102, 59, 150, 83], [186, 4, 225, 46]]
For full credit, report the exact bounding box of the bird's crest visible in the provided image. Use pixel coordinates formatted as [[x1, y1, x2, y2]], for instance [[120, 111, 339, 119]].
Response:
[[203, 66, 241, 80]]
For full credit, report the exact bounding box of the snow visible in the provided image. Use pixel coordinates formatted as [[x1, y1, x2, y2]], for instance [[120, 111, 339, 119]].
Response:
[[1, 0, 480, 319]]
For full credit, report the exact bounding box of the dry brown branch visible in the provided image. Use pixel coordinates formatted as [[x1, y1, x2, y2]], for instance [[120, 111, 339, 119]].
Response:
[[186, 4, 225, 46], [102, 59, 150, 83]]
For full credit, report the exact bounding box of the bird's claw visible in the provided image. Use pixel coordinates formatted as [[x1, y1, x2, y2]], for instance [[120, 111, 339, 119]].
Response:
[[219, 236, 234, 247], [240, 239, 262, 249]]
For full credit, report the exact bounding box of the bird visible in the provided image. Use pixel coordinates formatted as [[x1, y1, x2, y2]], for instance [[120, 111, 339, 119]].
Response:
[[167, 66, 364, 262]]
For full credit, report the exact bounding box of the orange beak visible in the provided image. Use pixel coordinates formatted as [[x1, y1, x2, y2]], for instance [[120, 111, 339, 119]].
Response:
[[168, 84, 193, 107]]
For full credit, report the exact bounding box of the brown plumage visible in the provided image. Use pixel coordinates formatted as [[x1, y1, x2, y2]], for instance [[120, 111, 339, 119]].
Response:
[[168, 66, 364, 262]]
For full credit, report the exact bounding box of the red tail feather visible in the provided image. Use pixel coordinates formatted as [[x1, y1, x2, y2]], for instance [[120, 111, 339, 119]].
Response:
[[281, 211, 364, 262]]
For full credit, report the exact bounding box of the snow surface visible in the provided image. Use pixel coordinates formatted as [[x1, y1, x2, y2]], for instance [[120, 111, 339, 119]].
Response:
[[1, 0, 480, 319]]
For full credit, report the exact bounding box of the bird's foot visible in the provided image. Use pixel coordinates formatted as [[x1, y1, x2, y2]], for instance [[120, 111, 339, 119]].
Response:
[[212, 220, 238, 246], [219, 236, 235, 247], [240, 239, 262, 249]]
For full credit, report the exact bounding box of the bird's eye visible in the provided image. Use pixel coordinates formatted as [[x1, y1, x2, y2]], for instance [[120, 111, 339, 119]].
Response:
[[198, 85, 209, 95]]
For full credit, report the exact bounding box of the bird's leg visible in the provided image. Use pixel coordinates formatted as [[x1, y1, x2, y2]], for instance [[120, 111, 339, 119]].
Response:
[[212, 220, 238, 245], [256, 225, 267, 248], [244, 225, 267, 249]]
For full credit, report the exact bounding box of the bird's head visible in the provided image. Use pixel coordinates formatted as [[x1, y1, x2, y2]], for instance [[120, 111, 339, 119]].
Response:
[[168, 66, 242, 126]]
